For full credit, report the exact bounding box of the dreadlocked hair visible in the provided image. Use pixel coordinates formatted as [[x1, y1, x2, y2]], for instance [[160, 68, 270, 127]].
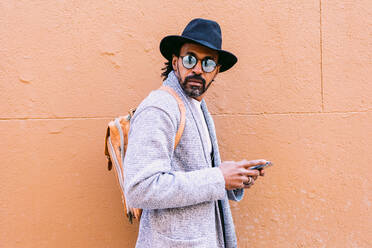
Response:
[[161, 60, 173, 81]]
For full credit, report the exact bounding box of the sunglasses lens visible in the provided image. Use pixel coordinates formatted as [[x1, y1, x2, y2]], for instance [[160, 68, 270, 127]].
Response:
[[182, 55, 197, 69], [202, 59, 217, 73]]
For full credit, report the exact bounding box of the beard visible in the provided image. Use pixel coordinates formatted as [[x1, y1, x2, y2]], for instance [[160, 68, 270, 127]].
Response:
[[181, 75, 206, 98]]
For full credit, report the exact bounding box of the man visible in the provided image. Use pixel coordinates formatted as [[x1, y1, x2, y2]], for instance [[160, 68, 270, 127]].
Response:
[[124, 18, 268, 248]]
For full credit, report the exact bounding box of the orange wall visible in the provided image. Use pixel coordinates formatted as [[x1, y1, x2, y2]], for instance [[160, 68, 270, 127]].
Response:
[[1, 1, 371, 247]]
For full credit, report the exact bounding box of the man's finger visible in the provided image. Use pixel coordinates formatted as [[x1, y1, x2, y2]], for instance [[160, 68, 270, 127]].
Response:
[[243, 177, 255, 188], [240, 168, 259, 177], [240, 159, 268, 169], [241, 176, 250, 184]]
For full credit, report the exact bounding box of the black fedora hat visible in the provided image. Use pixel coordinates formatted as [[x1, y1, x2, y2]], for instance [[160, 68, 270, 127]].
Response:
[[160, 18, 237, 72]]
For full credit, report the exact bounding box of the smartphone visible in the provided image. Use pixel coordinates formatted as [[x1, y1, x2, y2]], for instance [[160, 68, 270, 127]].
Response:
[[249, 161, 273, 170]]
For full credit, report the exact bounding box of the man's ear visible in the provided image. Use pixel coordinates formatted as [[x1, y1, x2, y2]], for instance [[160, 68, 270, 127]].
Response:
[[172, 55, 178, 71]]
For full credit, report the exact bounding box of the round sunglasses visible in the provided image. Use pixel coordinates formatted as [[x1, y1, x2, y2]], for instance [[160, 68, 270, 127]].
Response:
[[180, 54, 218, 73]]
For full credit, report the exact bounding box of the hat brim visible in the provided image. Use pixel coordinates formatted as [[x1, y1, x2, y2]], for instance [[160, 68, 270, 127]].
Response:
[[160, 35, 237, 73]]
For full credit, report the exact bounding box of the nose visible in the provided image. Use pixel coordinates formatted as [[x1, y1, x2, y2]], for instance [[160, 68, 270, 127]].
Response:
[[192, 60, 203, 75]]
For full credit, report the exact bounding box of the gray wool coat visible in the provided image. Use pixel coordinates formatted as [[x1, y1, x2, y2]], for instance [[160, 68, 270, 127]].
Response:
[[124, 71, 244, 248]]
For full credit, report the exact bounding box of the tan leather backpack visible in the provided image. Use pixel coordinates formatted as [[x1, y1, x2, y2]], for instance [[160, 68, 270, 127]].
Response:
[[104, 86, 185, 223]]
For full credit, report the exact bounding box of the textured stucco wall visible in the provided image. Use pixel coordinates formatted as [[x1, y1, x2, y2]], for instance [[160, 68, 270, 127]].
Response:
[[1, 1, 371, 247]]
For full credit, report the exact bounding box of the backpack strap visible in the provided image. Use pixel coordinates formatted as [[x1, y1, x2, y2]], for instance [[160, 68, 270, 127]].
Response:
[[104, 126, 113, 170], [159, 86, 186, 148], [115, 118, 125, 165]]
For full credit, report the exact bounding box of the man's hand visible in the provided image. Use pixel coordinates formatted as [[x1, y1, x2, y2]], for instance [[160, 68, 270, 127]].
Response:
[[218, 159, 268, 190]]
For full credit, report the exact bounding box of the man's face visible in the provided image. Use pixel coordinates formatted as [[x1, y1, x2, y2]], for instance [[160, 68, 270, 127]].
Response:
[[172, 43, 220, 100]]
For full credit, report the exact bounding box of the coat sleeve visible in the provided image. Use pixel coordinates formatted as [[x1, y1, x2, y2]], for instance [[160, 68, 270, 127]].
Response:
[[227, 189, 244, 201], [123, 106, 226, 210]]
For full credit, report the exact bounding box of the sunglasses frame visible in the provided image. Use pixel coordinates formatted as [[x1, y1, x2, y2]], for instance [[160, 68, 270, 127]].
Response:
[[179, 53, 218, 73]]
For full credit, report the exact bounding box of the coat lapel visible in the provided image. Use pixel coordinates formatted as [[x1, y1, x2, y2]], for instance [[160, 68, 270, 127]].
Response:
[[162, 71, 212, 165]]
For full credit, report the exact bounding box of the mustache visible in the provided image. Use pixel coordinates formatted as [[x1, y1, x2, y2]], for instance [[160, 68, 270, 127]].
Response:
[[185, 75, 206, 86]]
